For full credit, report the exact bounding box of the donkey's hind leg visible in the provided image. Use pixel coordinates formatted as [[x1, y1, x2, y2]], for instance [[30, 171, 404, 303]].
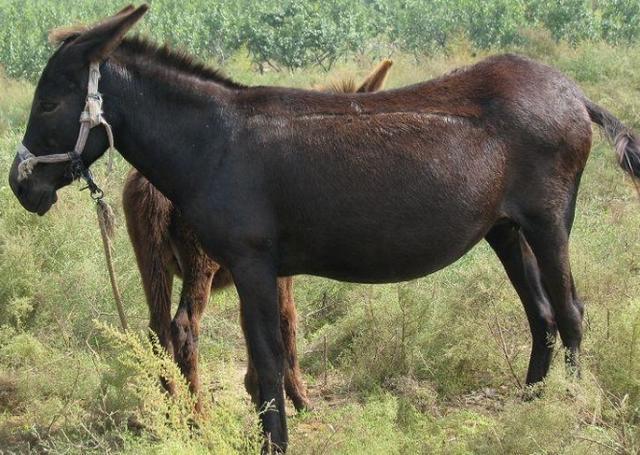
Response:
[[520, 214, 583, 372], [485, 223, 557, 384], [563, 183, 586, 325]]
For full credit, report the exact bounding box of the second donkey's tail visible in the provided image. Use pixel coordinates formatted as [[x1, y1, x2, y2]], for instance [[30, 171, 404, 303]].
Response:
[[584, 98, 640, 179]]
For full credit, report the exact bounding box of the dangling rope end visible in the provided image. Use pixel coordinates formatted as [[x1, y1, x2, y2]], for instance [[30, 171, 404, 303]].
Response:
[[96, 198, 116, 240], [96, 197, 127, 331]]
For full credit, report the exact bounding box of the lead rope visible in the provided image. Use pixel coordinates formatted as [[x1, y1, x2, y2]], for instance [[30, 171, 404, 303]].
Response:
[[82, 65, 124, 330], [96, 198, 128, 331]]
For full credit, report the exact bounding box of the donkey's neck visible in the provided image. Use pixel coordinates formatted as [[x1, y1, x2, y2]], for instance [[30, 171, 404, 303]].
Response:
[[100, 60, 235, 205]]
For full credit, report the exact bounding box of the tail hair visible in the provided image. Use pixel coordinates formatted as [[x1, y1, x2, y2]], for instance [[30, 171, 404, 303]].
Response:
[[614, 131, 640, 178], [585, 99, 640, 179]]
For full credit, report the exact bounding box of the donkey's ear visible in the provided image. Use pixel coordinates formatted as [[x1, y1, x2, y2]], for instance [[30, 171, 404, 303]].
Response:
[[356, 59, 393, 93], [68, 4, 148, 62], [114, 4, 136, 16]]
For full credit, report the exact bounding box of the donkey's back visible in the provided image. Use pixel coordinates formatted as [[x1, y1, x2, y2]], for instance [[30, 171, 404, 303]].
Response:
[[216, 55, 593, 281]]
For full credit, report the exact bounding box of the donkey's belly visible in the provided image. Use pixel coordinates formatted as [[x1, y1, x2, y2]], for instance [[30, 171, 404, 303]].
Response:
[[278, 207, 494, 283], [284, 244, 482, 284]]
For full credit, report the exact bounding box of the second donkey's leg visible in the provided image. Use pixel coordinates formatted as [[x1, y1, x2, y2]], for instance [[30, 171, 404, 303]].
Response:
[[243, 277, 310, 412], [134, 241, 175, 393], [278, 278, 310, 411], [122, 180, 175, 392], [170, 226, 218, 409]]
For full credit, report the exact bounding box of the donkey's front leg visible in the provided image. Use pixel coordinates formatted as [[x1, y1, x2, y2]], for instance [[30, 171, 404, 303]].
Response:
[[243, 276, 310, 412], [232, 259, 287, 453], [171, 255, 218, 411]]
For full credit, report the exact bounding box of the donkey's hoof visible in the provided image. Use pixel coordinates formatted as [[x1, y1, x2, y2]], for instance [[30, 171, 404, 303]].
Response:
[[291, 395, 312, 413], [521, 383, 544, 401]]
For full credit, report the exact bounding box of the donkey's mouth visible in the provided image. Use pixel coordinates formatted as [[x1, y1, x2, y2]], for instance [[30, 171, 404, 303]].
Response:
[[35, 192, 57, 216]]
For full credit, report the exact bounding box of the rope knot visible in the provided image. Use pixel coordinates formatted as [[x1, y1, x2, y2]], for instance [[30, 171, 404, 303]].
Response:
[[81, 97, 104, 128], [17, 158, 36, 181], [96, 198, 116, 240]]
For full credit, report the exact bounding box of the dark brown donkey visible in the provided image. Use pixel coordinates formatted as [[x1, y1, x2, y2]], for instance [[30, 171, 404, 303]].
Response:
[[9, 6, 640, 452], [121, 60, 393, 412]]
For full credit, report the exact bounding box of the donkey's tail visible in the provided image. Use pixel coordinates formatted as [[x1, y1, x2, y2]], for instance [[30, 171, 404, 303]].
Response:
[[584, 98, 640, 179]]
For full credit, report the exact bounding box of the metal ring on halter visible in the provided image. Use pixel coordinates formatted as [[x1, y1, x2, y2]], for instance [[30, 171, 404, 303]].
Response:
[[90, 187, 105, 200]]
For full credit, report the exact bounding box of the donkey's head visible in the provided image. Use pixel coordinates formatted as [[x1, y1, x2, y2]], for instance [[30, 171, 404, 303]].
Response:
[[8, 5, 148, 215]]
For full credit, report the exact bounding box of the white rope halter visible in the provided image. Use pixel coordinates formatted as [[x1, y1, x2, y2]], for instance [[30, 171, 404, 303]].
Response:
[[16, 62, 114, 182]]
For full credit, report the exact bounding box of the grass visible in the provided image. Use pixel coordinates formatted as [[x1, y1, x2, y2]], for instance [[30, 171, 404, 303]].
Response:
[[0, 37, 639, 453]]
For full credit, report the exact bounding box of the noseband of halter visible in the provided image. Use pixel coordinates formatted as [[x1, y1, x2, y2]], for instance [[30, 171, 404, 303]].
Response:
[[16, 62, 114, 198]]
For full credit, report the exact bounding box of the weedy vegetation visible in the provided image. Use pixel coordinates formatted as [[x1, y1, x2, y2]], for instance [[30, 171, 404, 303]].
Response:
[[0, 1, 639, 453]]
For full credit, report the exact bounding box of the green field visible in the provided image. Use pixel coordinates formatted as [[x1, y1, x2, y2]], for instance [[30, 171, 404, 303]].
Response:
[[1, 2, 640, 454]]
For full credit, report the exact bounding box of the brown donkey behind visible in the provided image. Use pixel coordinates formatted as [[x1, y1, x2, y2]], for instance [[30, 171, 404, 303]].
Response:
[[122, 60, 393, 411]]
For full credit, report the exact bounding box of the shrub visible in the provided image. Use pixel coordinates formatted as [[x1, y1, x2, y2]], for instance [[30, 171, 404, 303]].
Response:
[[2, 0, 640, 81], [527, 0, 602, 44], [601, 0, 640, 45]]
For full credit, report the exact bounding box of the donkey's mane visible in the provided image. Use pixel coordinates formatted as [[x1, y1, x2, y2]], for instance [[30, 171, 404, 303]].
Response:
[[117, 36, 247, 90], [50, 26, 246, 90]]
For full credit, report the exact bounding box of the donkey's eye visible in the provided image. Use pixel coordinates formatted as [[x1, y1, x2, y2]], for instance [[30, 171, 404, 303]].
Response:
[[40, 101, 58, 113]]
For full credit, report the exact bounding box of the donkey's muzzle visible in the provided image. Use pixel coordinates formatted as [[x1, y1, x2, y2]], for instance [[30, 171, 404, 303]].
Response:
[[8, 152, 57, 216]]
